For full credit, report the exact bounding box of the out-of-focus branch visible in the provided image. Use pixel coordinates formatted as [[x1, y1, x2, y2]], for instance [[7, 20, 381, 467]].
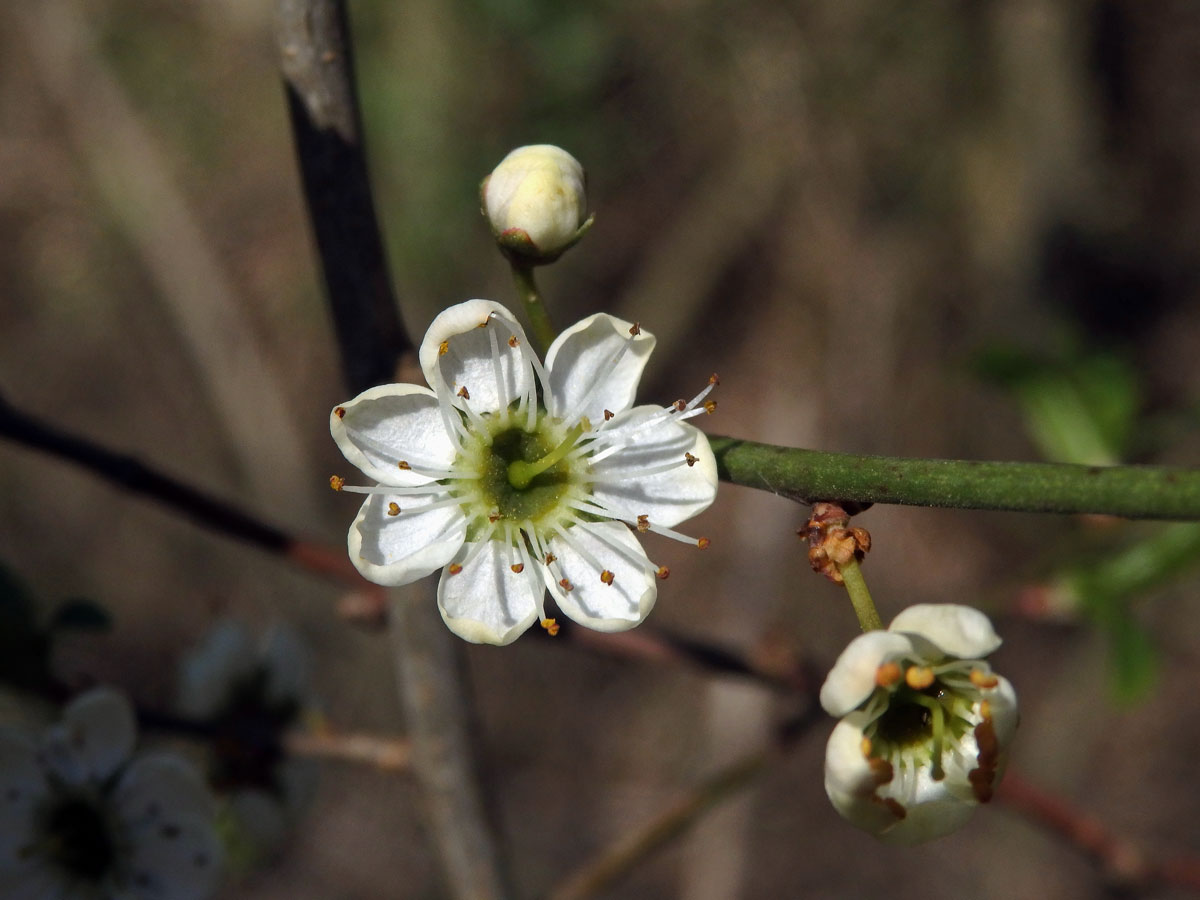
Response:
[[999, 773, 1200, 892], [547, 706, 825, 900], [284, 729, 410, 772], [275, 0, 409, 392], [274, 4, 507, 898]]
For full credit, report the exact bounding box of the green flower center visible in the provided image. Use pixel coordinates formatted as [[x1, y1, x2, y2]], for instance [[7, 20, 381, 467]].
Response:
[[455, 416, 587, 531], [869, 679, 978, 780]]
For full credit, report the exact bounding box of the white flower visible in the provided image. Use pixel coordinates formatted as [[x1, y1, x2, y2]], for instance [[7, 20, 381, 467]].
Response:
[[330, 299, 718, 645], [0, 687, 222, 900], [482, 145, 589, 260], [177, 620, 317, 859], [819, 604, 1019, 844]]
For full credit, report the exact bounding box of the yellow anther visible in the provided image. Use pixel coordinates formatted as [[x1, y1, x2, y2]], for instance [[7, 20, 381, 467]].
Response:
[[875, 661, 902, 687], [970, 669, 999, 689], [860, 736, 873, 758], [387, 502, 401, 516], [540, 618, 560, 636], [544, 552, 557, 564], [438, 340, 449, 356], [697, 537, 711, 550], [510, 563, 525, 574], [333, 407, 346, 419], [558, 577, 573, 591], [329, 475, 345, 491], [457, 386, 470, 400], [656, 566, 670, 579], [600, 569, 615, 585], [709, 373, 720, 386], [508, 335, 519, 347], [905, 666, 935, 690], [684, 452, 698, 467], [448, 563, 463, 575], [703, 399, 717, 414], [397, 460, 411, 470]]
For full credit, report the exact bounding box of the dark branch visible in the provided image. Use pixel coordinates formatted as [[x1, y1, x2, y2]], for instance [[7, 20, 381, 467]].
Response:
[[275, 0, 409, 395]]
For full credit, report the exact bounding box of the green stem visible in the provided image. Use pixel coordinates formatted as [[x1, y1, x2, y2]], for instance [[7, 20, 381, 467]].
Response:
[[510, 262, 556, 354], [708, 435, 1200, 521], [838, 558, 883, 632]]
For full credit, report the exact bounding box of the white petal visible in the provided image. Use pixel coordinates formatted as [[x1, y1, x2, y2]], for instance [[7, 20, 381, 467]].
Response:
[[122, 810, 223, 900], [177, 620, 255, 720], [987, 675, 1020, 750], [0, 732, 46, 871], [349, 494, 467, 587], [260, 624, 310, 708], [888, 604, 1001, 659], [41, 687, 136, 785], [876, 777, 977, 846], [548, 522, 656, 632], [544, 313, 655, 423], [331, 384, 456, 486], [819, 631, 914, 716], [589, 407, 718, 528], [823, 714, 904, 837], [418, 300, 535, 416], [437, 539, 542, 645], [114, 753, 217, 825]]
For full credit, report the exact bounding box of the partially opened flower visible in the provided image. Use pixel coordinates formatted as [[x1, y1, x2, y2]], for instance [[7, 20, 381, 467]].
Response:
[[330, 299, 718, 645], [819, 604, 1019, 844], [178, 620, 317, 860], [0, 687, 222, 899]]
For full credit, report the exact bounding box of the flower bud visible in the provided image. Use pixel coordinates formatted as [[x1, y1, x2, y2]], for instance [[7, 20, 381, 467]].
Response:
[[482, 144, 591, 263]]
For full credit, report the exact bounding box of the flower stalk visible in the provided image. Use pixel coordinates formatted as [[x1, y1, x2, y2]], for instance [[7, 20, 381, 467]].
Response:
[[838, 558, 883, 633], [711, 435, 1200, 520], [509, 262, 557, 354]]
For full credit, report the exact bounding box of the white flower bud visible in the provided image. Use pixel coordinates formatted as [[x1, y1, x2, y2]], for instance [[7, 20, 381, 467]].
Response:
[[482, 144, 590, 262]]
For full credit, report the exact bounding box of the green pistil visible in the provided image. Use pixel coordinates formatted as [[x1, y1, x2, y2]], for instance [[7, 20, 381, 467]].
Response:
[[507, 423, 585, 490], [909, 694, 946, 780]]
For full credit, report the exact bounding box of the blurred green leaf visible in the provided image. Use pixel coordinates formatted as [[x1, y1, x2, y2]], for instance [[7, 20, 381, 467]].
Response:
[[974, 346, 1139, 466]]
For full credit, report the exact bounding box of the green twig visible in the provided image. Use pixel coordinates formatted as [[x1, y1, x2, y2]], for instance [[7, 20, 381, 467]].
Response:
[[709, 436, 1200, 520], [509, 263, 557, 354]]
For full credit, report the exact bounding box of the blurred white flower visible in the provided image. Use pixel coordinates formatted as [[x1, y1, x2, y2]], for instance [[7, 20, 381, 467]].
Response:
[[820, 604, 1019, 844], [178, 620, 317, 859], [0, 687, 222, 899], [482, 145, 589, 260], [331, 299, 718, 645]]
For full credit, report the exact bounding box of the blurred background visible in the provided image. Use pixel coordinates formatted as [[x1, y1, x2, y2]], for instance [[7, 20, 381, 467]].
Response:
[[2, 0, 1199, 897]]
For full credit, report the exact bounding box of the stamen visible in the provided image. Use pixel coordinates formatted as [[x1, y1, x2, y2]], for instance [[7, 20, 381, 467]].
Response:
[[448, 563, 463, 575], [551, 524, 614, 589], [488, 328, 510, 427], [574, 455, 690, 482], [969, 669, 999, 689], [339, 484, 462, 497], [600, 570, 615, 585], [387, 503, 400, 516], [875, 662, 902, 688], [541, 618, 560, 636], [910, 694, 947, 780], [562, 514, 666, 581], [329, 475, 346, 491], [905, 666, 935, 690]]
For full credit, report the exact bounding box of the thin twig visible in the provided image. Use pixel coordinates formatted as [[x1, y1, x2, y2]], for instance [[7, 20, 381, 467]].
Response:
[[998, 772, 1200, 891], [710, 435, 1200, 520]]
